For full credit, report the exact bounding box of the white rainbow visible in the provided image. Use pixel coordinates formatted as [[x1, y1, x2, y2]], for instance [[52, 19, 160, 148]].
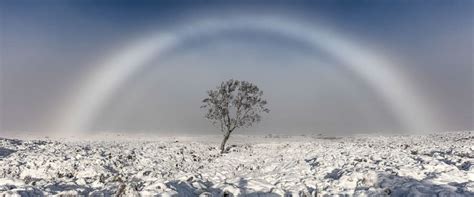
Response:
[[54, 16, 436, 134]]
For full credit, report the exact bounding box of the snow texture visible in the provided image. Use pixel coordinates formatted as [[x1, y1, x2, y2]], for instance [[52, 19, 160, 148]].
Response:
[[0, 131, 473, 196]]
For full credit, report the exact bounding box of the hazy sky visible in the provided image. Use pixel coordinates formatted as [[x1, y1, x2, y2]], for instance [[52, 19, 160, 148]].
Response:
[[1, 0, 473, 135]]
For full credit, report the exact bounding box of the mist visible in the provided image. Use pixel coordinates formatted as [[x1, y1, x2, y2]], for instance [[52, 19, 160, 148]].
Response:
[[1, 1, 472, 135]]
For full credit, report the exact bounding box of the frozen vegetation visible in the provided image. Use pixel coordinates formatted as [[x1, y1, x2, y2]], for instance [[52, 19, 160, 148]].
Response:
[[0, 131, 473, 196]]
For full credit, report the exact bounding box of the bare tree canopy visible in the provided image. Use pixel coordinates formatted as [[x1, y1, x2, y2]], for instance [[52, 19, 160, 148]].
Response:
[[201, 79, 269, 153]]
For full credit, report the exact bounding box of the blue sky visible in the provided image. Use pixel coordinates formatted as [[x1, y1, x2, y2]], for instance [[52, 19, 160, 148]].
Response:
[[1, 0, 473, 134]]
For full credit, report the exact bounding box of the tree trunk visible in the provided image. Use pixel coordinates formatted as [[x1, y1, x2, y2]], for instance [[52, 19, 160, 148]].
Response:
[[220, 131, 231, 153]]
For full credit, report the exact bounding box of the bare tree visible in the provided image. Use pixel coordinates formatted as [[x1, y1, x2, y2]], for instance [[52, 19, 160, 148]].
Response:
[[201, 79, 270, 153]]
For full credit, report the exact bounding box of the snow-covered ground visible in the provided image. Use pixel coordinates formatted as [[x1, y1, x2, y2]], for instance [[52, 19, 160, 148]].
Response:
[[0, 131, 473, 196]]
